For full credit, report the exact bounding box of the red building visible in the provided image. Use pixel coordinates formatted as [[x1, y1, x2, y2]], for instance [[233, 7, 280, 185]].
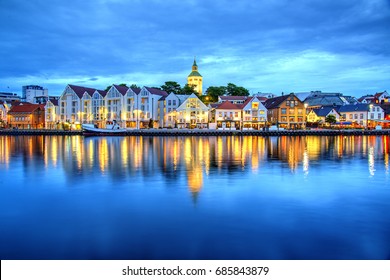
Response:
[[7, 102, 45, 129]]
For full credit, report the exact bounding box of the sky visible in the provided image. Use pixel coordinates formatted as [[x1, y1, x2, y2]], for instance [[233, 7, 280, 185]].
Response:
[[1, 0, 390, 97]]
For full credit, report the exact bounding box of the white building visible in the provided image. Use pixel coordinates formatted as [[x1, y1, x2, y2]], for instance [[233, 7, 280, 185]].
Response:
[[175, 93, 208, 129], [22, 85, 48, 103], [241, 96, 268, 130], [338, 104, 384, 127]]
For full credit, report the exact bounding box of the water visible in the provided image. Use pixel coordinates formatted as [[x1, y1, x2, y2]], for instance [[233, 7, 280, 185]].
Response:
[[0, 135, 389, 260]]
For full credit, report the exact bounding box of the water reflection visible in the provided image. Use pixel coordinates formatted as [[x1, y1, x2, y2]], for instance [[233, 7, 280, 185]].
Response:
[[1, 135, 389, 192]]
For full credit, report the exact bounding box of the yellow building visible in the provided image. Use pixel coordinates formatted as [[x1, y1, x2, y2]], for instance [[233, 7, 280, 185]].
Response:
[[187, 58, 203, 95]]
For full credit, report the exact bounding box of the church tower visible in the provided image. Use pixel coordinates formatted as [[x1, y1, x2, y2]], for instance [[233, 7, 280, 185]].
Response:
[[187, 58, 203, 95]]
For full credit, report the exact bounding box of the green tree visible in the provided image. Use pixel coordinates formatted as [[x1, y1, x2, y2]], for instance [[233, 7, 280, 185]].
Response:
[[161, 81, 182, 94], [325, 115, 337, 125], [226, 83, 249, 96], [181, 84, 197, 95], [205, 86, 226, 102], [129, 84, 140, 89]]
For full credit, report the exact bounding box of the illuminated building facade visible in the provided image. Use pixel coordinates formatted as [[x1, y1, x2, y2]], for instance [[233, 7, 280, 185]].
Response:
[[7, 102, 45, 129], [187, 58, 203, 95], [264, 93, 306, 129]]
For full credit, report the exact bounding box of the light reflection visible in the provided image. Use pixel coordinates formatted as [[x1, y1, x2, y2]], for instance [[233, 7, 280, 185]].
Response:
[[1, 135, 389, 193]]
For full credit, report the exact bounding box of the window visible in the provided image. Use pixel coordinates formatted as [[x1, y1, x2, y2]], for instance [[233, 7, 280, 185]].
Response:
[[360, 113, 363, 119], [173, 100, 176, 106], [260, 110, 265, 115], [286, 101, 290, 106], [235, 112, 238, 118], [168, 100, 171, 106], [289, 109, 294, 115], [371, 113, 374, 119], [281, 108, 287, 114], [349, 114, 353, 119]]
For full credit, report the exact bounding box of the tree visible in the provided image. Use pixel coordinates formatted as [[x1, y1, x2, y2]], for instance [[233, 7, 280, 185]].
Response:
[[129, 84, 140, 89], [325, 115, 337, 125], [226, 83, 249, 96], [181, 84, 197, 95], [205, 86, 226, 102], [161, 81, 182, 94]]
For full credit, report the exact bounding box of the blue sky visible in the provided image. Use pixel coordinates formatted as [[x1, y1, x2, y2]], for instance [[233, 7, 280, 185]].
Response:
[[1, 0, 389, 97]]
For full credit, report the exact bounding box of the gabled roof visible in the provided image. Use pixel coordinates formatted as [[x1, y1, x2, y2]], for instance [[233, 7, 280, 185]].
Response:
[[215, 100, 241, 110], [129, 87, 141, 95], [97, 90, 107, 97], [113, 85, 129, 96], [263, 95, 290, 109], [312, 106, 340, 117], [144, 87, 168, 97], [8, 103, 45, 113], [68, 84, 96, 98], [374, 91, 388, 99], [338, 104, 369, 113], [357, 95, 374, 102], [48, 98, 59, 106]]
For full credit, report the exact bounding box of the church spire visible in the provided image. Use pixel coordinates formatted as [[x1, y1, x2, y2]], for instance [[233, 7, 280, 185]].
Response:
[[192, 57, 198, 71]]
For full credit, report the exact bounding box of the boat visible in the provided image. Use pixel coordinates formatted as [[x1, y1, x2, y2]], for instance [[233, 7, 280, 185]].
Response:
[[82, 120, 127, 136]]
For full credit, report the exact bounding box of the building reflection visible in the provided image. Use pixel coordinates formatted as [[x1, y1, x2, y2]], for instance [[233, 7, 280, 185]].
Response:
[[1, 135, 389, 196]]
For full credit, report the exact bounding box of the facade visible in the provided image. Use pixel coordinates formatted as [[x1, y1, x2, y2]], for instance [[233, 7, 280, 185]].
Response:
[[241, 96, 268, 130], [45, 97, 60, 129], [175, 93, 209, 129], [59, 84, 96, 127], [164, 93, 189, 128], [22, 85, 48, 103], [338, 104, 384, 128], [187, 59, 203, 95], [263, 93, 306, 129], [213, 101, 242, 130], [7, 102, 45, 129], [0, 101, 10, 127], [138, 87, 168, 128], [373, 91, 390, 104], [307, 106, 340, 124]]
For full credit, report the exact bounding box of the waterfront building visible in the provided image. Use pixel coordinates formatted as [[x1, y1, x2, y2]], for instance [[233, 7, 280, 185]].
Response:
[[44, 97, 60, 129], [105, 84, 128, 123], [91, 89, 108, 128], [212, 101, 242, 130], [59, 84, 96, 127], [138, 86, 168, 128], [175, 93, 209, 129], [164, 93, 190, 128], [338, 103, 385, 128], [7, 102, 45, 129], [306, 106, 340, 124], [187, 58, 203, 95], [22, 85, 48, 103], [124, 87, 141, 129], [263, 93, 306, 129], [0, 101, 10, 127], [241, 96, 268, 130]]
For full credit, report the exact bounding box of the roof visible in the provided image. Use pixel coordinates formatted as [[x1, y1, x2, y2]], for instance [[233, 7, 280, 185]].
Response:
[[215, 100, 241, 110], [312, 106, 339, 117], [130, 87, 141, 95], [188, 71, 202, 77], [113, 85, 129, 96], [357, 95, 375, 102], [48, 98, 59, 106], [8, 103, 45, 113], [219, 96, 248, 101], [68, 84, 96, 98], [97, 90, 107, 97], [144, 87, 168, 97], [305, 95, 347, 107], [263, 95, 290, 109], [338, 104, 369, 113]]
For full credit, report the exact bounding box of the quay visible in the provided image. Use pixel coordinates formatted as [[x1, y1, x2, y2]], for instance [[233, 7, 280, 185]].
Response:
[[0, 129, 390, 137]]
